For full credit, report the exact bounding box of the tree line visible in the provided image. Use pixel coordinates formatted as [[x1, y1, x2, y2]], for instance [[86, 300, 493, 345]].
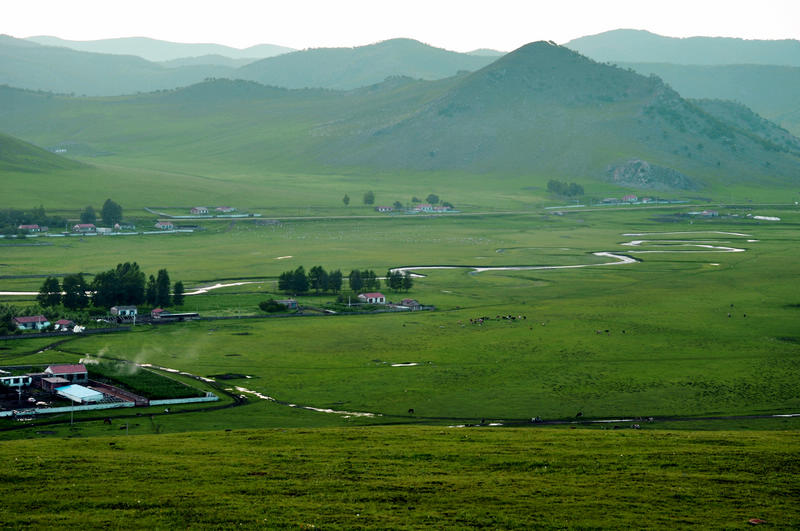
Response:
[[342, 192, 453, 209], [276, 266, 412, 294], [547, 180, 584, 197], [80, 198, 124, 225], [0, 205, 65, 235], [37, 262, 185, 311]]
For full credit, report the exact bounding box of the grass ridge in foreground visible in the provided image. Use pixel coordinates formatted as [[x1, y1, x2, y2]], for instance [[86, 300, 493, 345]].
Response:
[[0, 426, 797, 528]]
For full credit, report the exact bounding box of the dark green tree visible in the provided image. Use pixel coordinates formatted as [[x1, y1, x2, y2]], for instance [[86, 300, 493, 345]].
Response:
[[387, 270, 403, 291], [259, 299, 285, 313], [172, 281, 185, 307], [402, 271, 413, 292], [62, 274, 89, 310], [101, 198, 123, 226], [91, 262, 145, 308], [37, 277, 61, 308], [348, 269, 363, 292], [291, 266, 308, 294], [393, 200, 403, 209], [80, 205, 97, 224], [426, 194, 439, 204], [363, 190, 375, 205], [308, 266, 328, 293], [145, 275, 157, 305], [342, 194, 350, 206], [278, 271, 293, 292], [328, 270, 343, 293], [411, 196, 421, 203], [156, 269, 171, 307]]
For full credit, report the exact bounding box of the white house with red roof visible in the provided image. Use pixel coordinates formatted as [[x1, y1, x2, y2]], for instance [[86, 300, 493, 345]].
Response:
[[44, 363, 89, 384], [72, 223, 96, 233], [358, 292, 386, 304], [54, 319, 75, 331], [622, 194, 638, 202], [190, 207, 209, 215], [154, 220, 174, 230], [12, 315, 50, 330], [18, 224, 44, 233]]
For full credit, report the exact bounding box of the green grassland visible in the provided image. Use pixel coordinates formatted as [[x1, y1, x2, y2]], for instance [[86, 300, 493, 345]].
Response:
[[0, 427, 797, 528], [2, 207, 798, 434]]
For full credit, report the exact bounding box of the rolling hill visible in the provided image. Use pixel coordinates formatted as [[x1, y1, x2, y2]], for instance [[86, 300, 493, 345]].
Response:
[[25, 35, 294, 62], [0, 131, 85, 172], [0, 35, 234, 96], [564, 29, 800, 66], [235, 38, 497, 89], [1, 42, 797, 193]]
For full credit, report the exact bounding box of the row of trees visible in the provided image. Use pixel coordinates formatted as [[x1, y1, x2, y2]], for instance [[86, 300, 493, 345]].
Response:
[[547, 179, 584, 197], [341, 192, 452, 209], [37, 262, 184, 310], [79, 198, 124, 225], [276, 266, 412, 294]]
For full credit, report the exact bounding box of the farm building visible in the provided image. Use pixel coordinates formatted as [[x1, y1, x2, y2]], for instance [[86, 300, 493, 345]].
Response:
[[45, 364, 88, 384], [0, 374, 33, 388], [154, 220, 174, 230], [54, 319, 75, 331], [277, 299, 298, 309], [374, 206, 393, 212], [41, 377, 70, 393], [110, 306, 137, 318], [17, 224, 44, 233], [72, 223, 96, 233], [96, 227, 113, 235], [358, 292, 386, 304], [401, 298, 421, 310], [413, 204, 435, 212], [13, 315, 50, 330], [190, 207, 209, 215], [622, 194, 638, 202], [151, 308, 168, 319], [56, 384, 103, 404], [215, 206, 236, 213]]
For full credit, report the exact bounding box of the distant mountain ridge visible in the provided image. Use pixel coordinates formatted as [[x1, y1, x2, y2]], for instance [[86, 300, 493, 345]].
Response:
[[24, 35, 294, 62], [236, 38, 498, 90], [565, 29, 800, 66], [2, 41, 796, 193]]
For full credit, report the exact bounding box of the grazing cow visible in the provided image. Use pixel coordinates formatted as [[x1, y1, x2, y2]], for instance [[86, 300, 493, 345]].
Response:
[[408, 408, 415, 415]]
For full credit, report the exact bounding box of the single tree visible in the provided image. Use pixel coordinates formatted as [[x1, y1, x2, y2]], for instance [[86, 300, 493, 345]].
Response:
[[402, 271, 413, 292], [308, 265, 328, 294], [426, 194, 440, 204], [342, 193, 350, 206], [259, 299, 285, 313], [80, 205, 97, 224], [363, 190, 375, 205], [291, 266, 309, 294], [278, 271, 293, 293], [37, 277, 61, 308], [348, 269, 363, 292], [172, 281, 185, 307], [145, 275, 157, 305], [328, 270, 343, 293], [62, 274, 89, 310], [101, 199, 123, 226], [156, 269, 171, 307], [393, 200, 403, 209], [411, 196, 421, 203]]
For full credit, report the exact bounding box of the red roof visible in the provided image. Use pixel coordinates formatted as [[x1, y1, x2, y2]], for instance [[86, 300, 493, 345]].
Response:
[[13, 315, 48, 324], [74, 223, 96, 228], [151, 308, 166, 314], [55, 319, 74, 325], [46, 364, 87, 375], [360, 292, 385, 299], [18, 224, 40, 229]]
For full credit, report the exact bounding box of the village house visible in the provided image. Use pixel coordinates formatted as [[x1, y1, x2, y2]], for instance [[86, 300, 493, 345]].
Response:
[[215, 206, 236, 213], [154, 220, 174, 230], [277, 299, 298, 310], [72, 223, 96, 233], [413, 203, 435, 212], [151, 308, 169, 319], [13, 315, 50, 331], [17, 224, 44, 233], [432, 205, 452, 212], [374, 206, 393, 213], [622, 194, 638, 202], [44, 364, 89, 385], [54, 319, 75, 331], [110, 306, 137, 318], [190, 207, 209, 215], [358, 292, 386, 304], [96, 227, 113, 235], [400, 298, 421, 310]]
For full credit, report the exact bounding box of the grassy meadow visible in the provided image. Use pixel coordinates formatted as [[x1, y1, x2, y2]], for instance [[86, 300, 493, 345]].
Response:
[[0, 427, 797, 528]]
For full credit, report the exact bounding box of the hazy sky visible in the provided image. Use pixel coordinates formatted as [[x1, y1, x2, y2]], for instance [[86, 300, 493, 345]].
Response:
[[5, 0, 799, 51]]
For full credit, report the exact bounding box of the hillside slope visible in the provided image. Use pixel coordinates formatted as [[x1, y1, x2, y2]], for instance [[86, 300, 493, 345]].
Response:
[[565, 29, 800, 66], [0, 131, 85, 172], [236, 38, 496, 89], [618, 62, 800, 136]]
